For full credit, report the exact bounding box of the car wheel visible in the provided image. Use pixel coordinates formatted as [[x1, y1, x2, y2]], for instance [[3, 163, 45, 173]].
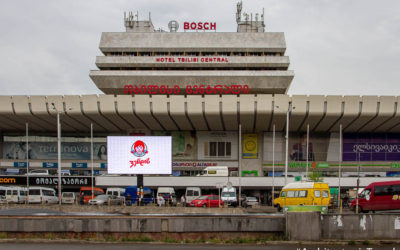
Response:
[[357, 205, 364, 213], [202, 204, 207, 208], [277, 204, 282, 212]]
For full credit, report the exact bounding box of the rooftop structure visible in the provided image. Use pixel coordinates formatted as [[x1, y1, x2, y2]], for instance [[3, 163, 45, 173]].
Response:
[[89, 4, 294, 95]]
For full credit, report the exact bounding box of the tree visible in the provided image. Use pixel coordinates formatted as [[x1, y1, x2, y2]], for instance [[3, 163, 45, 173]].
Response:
[[308, 170, 324, 182]]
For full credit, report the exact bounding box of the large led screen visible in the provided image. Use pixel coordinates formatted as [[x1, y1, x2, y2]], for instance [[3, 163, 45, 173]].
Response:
[[107, 136, 172, 174]]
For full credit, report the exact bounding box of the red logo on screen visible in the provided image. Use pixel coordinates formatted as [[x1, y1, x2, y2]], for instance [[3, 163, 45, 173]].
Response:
[[131, 140, 148, 157]]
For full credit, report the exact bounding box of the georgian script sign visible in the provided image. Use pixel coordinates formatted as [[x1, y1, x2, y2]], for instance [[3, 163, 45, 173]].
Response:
[[123, 84, 249, 95], [0, 176, 93, 186]]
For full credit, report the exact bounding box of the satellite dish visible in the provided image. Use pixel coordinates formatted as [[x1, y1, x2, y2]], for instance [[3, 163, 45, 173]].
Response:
[[168, 20, 179, 32]]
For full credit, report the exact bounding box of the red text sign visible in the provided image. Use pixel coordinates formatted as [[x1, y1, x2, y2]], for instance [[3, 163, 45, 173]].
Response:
[[123, 84, 249, 95], [184, 22, 216, 30]]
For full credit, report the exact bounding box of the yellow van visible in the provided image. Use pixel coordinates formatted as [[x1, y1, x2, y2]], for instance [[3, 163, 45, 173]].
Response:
[[273, 182, 331, 211]]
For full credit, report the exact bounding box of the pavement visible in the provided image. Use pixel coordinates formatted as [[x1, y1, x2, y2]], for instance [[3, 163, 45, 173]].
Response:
[[0, 242, 398, 250]]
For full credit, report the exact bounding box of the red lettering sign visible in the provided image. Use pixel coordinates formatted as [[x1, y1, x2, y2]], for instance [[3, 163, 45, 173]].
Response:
[[123, 84, 250, 95], [183, 22, 216, 30]]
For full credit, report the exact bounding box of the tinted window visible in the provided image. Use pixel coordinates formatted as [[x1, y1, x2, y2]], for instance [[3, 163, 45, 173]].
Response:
[[6, 190, 11, 195], [0, 190, 5, 196], [281, 191, 285, 197], [322, 191, 329, 198], [12, 190, 18, 195], [193, 191, 199, 196], [375, 185, 393, 196], [29, 189, 40, 195], [186, 190, 193, 196]]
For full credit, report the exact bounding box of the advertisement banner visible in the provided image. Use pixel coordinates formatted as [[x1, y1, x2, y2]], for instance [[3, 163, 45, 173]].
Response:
[[343, 133, 400, 161], [107, 136, 172, 174], [153, 131, 197, 160], [243, 134, 258, 159], [3, 141, 107, 160], [288, 133, 329, 162], [197, 131, 238, 160]]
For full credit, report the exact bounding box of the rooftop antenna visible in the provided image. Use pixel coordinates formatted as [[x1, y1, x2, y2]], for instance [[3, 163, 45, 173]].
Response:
[[149, 12, 151, 21], [236, 1, 242, 23]]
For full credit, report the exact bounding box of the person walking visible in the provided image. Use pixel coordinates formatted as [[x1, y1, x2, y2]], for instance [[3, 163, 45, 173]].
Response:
[[181, 195, 186, 207]]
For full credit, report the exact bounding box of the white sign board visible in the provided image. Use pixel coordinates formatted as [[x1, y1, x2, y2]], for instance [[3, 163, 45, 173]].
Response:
[[107, 136, 172, 174]]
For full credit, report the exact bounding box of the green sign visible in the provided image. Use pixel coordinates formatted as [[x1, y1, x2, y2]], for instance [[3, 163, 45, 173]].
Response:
[[284, 205, 328, 214], [392, 163, 400, 168]]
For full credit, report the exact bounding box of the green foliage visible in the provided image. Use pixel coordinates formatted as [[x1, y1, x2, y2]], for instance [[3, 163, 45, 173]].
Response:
[[308, 170, 324, 182]]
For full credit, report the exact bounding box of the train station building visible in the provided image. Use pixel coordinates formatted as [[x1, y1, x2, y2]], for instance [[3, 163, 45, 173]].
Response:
[[0, 3, 399, 192]]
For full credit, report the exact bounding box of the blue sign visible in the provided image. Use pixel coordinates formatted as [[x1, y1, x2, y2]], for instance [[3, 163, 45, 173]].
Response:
[[72, 163, 88, 168], [94, 170, 100, 175], [42, 162, 57, 168], [13, 162, 28, 168], [267, 171, 283, 177], [100, 163, 107, 169]]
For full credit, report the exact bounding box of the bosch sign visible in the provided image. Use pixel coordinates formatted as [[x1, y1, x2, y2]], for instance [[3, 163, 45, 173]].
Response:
[[184, 22, 216, 31]]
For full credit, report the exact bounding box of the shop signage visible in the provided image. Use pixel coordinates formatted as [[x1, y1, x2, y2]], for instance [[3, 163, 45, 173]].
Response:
[[183, 22, 216, 30], [13, 162, 27, 168], [288, 162, 329, 168], [42, 162, 57, 168], [392, 163, 400, 168], [72, 162, 88, 168], [172, 162, 218, 167], [0, 176, 93, 186]]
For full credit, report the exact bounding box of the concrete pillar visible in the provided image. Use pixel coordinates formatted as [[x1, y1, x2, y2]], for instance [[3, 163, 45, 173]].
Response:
[[286, 212, 321, 241]]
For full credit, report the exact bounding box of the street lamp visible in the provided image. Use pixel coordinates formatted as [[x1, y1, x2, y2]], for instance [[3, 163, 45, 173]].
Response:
[[276, 103, 295, 185], [51, 103, 71, 205]]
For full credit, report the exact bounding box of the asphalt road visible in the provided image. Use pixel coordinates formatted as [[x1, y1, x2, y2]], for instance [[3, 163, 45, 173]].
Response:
[[0, 243, 398, 250]]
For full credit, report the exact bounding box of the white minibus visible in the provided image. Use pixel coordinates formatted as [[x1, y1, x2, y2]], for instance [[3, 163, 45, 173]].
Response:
[[28, 187, 58, 204]]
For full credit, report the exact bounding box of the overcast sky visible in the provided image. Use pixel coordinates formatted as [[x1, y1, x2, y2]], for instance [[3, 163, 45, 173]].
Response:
[[0, 0, 399, 96]]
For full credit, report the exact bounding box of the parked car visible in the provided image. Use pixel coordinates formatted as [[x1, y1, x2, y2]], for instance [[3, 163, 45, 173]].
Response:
[[89, 195, 124, 205], [79, 187, 104, 204], [6, 186, 28, 204], [274, 182, 331, 211], [106, 187, 125, 198], [61, 192, 76, 204], [0, 186, 7, 204], [189, 195, 224, 208], [124, 186, 154, 205], [242, 196, 259, 208], [28, 187, 58, 204], [221, 186, 237, 207], [26, 169, 49, 176], [185, 187, 201, 206], [350, 180, 400, 213]]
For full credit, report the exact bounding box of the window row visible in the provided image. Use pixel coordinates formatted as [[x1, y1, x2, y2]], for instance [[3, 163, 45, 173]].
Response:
[[106, 52, 283, 56]]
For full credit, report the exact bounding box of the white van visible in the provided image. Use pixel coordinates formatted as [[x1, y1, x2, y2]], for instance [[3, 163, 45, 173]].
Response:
[[28, 187, 58, 204], [221, 186, 238, 207], [6, 186, 28, 204], [106, 187, 125, 198], [27, 169, 50, 176], [61, 192, 76, 204], [157, 187, 177, 206], [0, 186, 7, 204], [197, 166, 228, 177], [185, 187, 201, 206]]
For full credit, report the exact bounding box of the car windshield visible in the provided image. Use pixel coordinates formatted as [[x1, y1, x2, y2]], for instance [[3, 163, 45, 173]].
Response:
[[247, 197, 257, 201], [63, 193, 74, 198], [197, 195, 209, 200], [222, 192, 235, 197]]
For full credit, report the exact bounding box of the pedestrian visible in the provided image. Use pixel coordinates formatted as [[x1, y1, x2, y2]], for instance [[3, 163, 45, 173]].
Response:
[[181, 195, 186, 207], [157, 194, 164, 207]]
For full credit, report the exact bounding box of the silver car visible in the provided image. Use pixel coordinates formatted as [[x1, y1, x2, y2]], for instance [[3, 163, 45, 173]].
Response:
[[242, 196, 259, 208], [61, 192, 76, 204], [89, 195, 124, 205]]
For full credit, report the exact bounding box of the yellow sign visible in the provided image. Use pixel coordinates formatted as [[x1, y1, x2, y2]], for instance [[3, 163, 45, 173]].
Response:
[[243, 134, 258, 159]]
